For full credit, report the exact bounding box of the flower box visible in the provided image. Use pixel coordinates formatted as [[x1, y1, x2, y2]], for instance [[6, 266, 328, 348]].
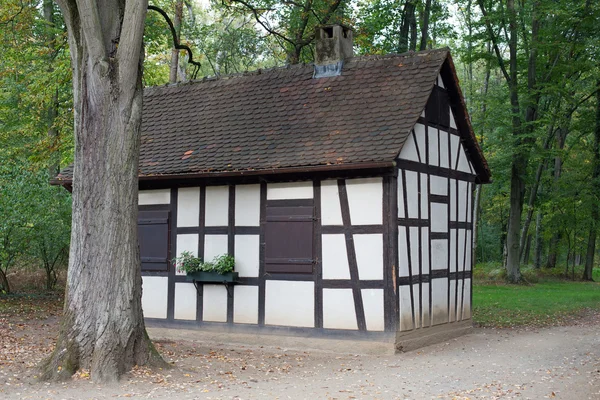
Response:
[[185, 271, 239, 283]]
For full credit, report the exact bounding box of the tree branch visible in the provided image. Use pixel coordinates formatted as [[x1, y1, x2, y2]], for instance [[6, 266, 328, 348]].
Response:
[[76, 0, 108, 64], [477, 0, 511, 84]]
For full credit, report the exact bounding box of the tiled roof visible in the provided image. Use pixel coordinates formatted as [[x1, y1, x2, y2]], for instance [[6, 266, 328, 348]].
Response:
[[55, 48, 490, 183]]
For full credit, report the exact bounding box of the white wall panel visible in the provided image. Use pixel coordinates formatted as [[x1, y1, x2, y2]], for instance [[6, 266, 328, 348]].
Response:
[[430, 175, 448, 196], [399, 286, 414, 331], [457, 146, 471, 173], [437, 74, 445, 88], [439, 129, 450, 168], [450, 178, 457, 220], [235, 184, 260, 226], [420, 173, 429, 219], [205, 186, 229, 226], [234, 285, 258, 324], [267, 182, 313, 200], [362, 289, 384, 331], [458, 180, 468, 222], [466, 231, 473, 271], [321, 180, 343, 225], [141, 276, 168, 319], [354, 234, 384, 280], [462, 279, 472, 319], [450, 134, 460, 170], [346, 178, 382, 225], [409, 227, 419, 276], [449, 279, 456, 322], [449, 107, 457, 129], [176, 234, 199, 275], [450, 229, 457, 273], [177, 187, 200, 228], [204, 235, 228, 262], [456, 280, 464, 321], [431, 239, 448, 270], [265, 281, 314, 327], [430, 203, 447, 232], [413, 284, 422, 328], [398, 131, 420, 162], [398, 171, 406, 218], [234, 235, 259, 277], [414, 123, 426, 162], [139, 189, 170, 205], [421, 227, 430, 274], [458, 229, 466, 271], [399, 228, 409, 277], [174, 282, 197, 320], [323, 289, 357, 330], [405, 170, 419, 218], [322, 234, 350, 279], [421, 282, 430, 328], [431, 278, 449, 325], [428, 127, 439, 166], [203, 285, 227, 322]]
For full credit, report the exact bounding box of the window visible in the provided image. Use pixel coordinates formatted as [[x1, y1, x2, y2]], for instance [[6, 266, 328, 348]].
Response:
[[426, 86, 450, 127], [138, 210, 170, 271], [265, 200, 314, 274]]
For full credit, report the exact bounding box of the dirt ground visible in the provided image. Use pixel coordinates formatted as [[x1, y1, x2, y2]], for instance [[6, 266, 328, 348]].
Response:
[[1, 300, 599, 400]]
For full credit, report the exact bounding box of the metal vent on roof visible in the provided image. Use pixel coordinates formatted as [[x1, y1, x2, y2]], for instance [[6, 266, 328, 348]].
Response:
[[313, 61, 344, 78]]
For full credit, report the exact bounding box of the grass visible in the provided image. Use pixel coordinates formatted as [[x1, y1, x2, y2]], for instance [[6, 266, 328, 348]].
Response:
[[473, 275, 600, 328]]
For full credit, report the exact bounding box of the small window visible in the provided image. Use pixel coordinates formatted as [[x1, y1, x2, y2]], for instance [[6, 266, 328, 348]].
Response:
[[265, 200, 314, 274], [426, 87, 450, 127], [138, 210, 170, 271]]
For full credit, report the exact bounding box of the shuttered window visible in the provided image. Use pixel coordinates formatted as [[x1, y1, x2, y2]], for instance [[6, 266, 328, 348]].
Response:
[[426, 86, 450, 128], [265, 200, 314, 274], [138, 210, 170, 271]]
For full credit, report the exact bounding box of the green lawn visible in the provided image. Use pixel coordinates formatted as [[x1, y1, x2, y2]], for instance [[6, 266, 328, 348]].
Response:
[[473, 280, 600, 328]]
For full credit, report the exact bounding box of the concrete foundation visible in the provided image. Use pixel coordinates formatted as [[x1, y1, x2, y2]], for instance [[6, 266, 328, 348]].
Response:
[[395, 320, 473, 353]]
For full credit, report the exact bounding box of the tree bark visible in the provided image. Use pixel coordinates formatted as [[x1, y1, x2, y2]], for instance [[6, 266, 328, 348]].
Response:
[[40, 0, 165, 383], [169, 0, 183, 84], [0, 267, 9, 293], [419, 0, 432, 51]]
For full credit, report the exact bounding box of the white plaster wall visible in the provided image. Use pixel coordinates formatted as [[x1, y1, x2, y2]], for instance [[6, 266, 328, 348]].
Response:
[[431, 239, 448, 271], [409, 227, 419, 276], [346, 178, 383, 225], [457, 146, 471, 173], [467, 183, 473, 223], [414, 123, 426, 162], [354, 234, 383, 280], [234, 235, 259, 277], [428, 127, 439, 166], [139, 189, 170, 205], [431, 278, 449, 325], [234, 285, 258, 324], [420, 173, 429, 219], [267, 182, 313, 200], [450, 134, 460, 170], [322, 234, 350, 279], [413, 284, 421, 328], [397, 171, 405, 218], [458, 180, 468, 222], [458, 229, 466, 270], [399, 285, 414, 331], [465, 231, 472, 271], [437, 74, 445, 88], [321, 180, 343, 225], [203, 285, 228, 322], [204, 235, 228, 262], [430, 175, 447, 196], [456, 280, 464, 321], [462, 279, 472, 319], [449, 279, 456, 322], [205, 186, 229, 227], [450, 178, 457, 220], [439, 129, 450, 168], [265, 281, 314, 327], [405, 170, 419, 218], [421, 227, 430, 274], [176, 234, 199, 275], [450, 229, 457, 273], [362, 289, 384, 331], [177, 187, 200, 228], [398, 227, 409, 277], [398, 131, 419, 162], [449, 107, 457, 129], [141, 276, 168, 319], [430, 202, 447, 232], [174, 282, 197, 320], [323, 289, 357, 330], [235, 184, 260, 226], [421, 282, 430, 328]]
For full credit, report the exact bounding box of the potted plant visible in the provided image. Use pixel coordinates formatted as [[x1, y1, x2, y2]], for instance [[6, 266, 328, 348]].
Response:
[[175, 251, 238, 283]]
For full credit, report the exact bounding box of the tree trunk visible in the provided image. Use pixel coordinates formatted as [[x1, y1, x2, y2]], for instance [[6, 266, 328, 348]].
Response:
[[0, 267, 10, 294], [583, 81, 600, 281], [40, 0, 165, 383], [534, 211, 543, 269], [169, 0, 184, 84], [419, 0, 432, 51], [398, 1, 416, 53]]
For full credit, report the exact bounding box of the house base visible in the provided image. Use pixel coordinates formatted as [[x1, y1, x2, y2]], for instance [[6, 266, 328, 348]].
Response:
[[395, 320, 473, 353]]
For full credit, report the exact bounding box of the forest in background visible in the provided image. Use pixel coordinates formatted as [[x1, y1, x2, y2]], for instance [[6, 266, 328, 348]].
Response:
[[1, 0, 599, 292]]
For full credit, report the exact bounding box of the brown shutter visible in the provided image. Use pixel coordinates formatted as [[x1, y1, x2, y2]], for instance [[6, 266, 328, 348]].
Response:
[[426, 86, 450, 128], [138, 210, 170, 271], [265, 203, 314, 273]]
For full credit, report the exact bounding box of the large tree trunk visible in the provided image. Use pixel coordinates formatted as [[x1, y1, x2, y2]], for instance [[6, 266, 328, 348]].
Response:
[[40, 0, 165, 383]]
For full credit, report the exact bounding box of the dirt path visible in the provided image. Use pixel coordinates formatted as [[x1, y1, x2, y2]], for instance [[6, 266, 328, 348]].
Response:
[[1, 312, 599, 399]]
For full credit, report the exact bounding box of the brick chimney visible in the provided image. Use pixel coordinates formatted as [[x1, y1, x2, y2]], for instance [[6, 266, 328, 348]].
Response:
[[313, 25, 353, 78]]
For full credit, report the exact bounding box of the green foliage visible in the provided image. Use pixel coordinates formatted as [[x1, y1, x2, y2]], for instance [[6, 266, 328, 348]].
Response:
[[174, 252, 235, 274]]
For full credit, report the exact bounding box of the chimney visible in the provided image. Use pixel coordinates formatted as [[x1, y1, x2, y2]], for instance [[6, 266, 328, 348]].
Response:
[[313, 25, 353, 78]]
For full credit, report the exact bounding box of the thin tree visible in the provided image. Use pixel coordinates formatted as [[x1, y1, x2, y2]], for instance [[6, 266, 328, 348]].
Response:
[[40, 0, 166, 382]]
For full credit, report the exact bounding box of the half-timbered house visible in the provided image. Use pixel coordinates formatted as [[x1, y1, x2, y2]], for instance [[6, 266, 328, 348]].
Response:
[[53, 25, 490, 351]]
